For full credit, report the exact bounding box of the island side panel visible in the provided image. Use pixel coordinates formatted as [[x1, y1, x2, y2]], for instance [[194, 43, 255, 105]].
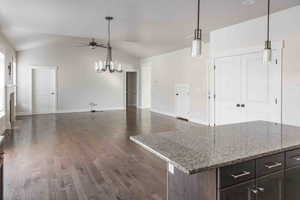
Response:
[[168, 164, 217, 200]]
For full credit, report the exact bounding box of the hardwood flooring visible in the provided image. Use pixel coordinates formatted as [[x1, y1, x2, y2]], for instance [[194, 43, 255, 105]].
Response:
[[3, 108, 193, 200]]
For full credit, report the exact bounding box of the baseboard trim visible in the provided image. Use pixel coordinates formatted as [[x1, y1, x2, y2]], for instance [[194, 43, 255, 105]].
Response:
[[189, 118, 210, 126], [150, 109, 176, 118], [17, 107, 126, 116]]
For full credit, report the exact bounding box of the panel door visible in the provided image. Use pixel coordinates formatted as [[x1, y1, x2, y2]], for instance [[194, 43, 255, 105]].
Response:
[[215, 56, 242, 125], [220, 180, 255, 200], [241, 51, 281, 123], [285, 166, 300, 200], [255, 171, 284, 200], [32, 68, 56, 114], [175, 84, 190, 119]]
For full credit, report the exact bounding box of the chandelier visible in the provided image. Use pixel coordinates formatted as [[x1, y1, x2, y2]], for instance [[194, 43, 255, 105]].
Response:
[[95, 16, 122, 73]]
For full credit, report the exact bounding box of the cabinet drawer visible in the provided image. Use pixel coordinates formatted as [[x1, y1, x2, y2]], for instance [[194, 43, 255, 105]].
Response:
[[286, 148, 300, 169], [220, 160, 255, 188], [256, 153, 284, 177]]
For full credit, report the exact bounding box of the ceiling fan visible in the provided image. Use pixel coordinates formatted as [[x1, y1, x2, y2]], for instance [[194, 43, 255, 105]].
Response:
[[76, 38, 106, 49]]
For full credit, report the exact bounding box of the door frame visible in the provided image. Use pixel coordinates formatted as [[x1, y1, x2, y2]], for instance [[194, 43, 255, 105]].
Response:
[[124, 69, 139, 108], [29, 65, 58, 115], [209, 40, 284, 126]]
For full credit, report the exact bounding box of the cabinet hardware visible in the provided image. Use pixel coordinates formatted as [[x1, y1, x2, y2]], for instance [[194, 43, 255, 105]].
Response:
[[231, 171, 250, 179], [250, 187, 264, 195], [264, 162, 282, 169], [292, 156, 300, 161], [257, 187, 265, 192], [250, 188, 258, 194], [236, 104, 241, 107], [241, 104, 245, 108]]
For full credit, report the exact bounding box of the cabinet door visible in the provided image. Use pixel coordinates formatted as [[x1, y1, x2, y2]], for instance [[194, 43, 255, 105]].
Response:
[[285, 166, 300, 200], [256, 171, 284, 200], [220, 180, 255, 200]]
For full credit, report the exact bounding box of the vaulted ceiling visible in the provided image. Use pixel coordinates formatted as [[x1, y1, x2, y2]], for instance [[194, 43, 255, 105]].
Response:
[[0, 0, 299, 58]]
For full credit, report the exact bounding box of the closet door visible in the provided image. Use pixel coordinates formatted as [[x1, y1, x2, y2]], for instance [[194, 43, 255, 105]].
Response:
[[175, 84, 190, 120], [215, 56, 242, 125], [241, 51, 281, 123]]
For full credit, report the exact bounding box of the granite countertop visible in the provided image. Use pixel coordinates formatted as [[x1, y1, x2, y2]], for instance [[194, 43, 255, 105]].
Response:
[[130, 121, 300, 174]]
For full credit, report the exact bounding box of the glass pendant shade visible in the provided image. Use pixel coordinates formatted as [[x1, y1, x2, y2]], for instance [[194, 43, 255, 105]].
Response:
[[263, 47, 272, 64], [263, 40, 272, 64], [116, 63, 123, 72], [192, 39, 201, 57]]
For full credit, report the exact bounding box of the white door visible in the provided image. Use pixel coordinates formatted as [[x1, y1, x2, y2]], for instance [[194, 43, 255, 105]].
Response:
[[175, 84, 190, 119], [32, 68, 57, 114], [214, 51, 281, 125], [242, 51, 281, 123], [215, 56, 243, 125]]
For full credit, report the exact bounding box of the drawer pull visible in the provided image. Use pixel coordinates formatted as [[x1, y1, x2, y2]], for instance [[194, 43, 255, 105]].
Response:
[[292, 156, 300, 161], [231, 171, 251, 179], [264, 162, 282, 169], [251, 187, 265, 194]]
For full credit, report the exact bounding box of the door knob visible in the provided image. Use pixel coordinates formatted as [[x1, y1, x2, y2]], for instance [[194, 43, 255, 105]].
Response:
[[241, 104, 245, 108], [236, 104, 241, 107], [176, 93, 179, 96], [51, 92, 55, 95]]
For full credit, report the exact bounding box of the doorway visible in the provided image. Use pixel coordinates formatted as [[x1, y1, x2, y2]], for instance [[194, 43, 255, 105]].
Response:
[[30, 66, 57, 114], [126, 72, 137, 108]]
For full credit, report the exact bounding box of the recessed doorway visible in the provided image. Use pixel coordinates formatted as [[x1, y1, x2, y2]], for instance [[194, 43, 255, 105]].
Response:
[[126, 71, 137, 108]]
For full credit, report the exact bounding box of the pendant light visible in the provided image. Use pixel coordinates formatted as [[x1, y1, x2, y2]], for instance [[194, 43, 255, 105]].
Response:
[[95, 16, 123, 73], [263, 0, 272, 64], [191, 0, 202, 57]]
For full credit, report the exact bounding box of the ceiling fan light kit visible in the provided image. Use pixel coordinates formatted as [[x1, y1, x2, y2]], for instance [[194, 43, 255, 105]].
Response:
[[94, 16, 123, 73], [191, 0, 202, 57]]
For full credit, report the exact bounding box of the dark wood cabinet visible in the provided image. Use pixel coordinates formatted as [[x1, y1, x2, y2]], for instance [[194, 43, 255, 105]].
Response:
[[220, 180, 255, 200], [285, 166, 300, 200], [256, 172, 284, 200]]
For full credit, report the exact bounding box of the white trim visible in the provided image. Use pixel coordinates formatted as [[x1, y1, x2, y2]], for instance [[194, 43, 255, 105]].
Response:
[[29, 65, 58, 115], [17, 107, 126, 116], [150, 109, 175, 118], [189, 118, 209, 126]]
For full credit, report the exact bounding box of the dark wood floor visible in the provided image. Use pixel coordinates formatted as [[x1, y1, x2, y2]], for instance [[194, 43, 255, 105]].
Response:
[[3, 108, 193, 200]]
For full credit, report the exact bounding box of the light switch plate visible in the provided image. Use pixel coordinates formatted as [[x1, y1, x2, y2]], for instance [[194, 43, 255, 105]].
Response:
[[168, 163, 174, 174]]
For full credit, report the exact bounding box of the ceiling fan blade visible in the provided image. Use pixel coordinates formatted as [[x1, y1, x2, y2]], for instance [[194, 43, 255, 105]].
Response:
[[96, 44, 107, 48], [72, 44, 90, 47]]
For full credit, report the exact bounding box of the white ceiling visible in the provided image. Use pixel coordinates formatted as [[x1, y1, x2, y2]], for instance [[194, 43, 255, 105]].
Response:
[[0, 0, 299, 58]]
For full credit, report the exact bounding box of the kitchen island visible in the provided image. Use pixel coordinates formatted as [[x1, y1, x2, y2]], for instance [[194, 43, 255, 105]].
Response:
[[130, 121, 300, 200]]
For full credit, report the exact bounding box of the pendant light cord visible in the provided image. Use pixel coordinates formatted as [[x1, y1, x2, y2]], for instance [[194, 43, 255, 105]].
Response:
[[197, 0, 200, 31], [267, 0, 270, 41], [108, 19, 111, 46]]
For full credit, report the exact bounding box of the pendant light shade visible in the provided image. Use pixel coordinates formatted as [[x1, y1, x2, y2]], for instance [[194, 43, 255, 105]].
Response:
[[192, 38, 201, 57], [191, 0, 202, 57], [263, 41, 272, 64], [263, 0, 272, 64]]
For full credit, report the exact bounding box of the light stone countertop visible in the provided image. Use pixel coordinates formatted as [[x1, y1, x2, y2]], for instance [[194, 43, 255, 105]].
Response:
[[130, 121, 300, 174]]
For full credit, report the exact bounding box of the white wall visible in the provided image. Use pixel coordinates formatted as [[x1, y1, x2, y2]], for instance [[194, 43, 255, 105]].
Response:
[[17, 42, 139, 115], [210, 5, 300, 126], [139, 62, 151, 109], [142, 44, 209, 125], [0, 33, 17, 134]]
